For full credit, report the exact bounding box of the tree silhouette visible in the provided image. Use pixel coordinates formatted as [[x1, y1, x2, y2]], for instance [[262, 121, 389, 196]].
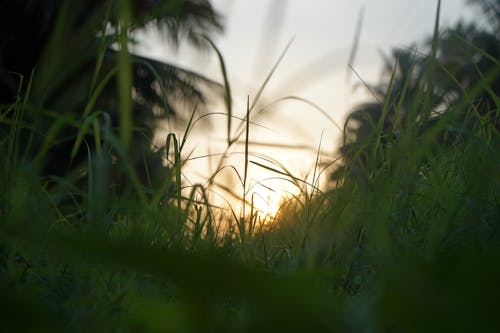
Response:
[[334, 0, 499, 184], [0, 0, 223, 186]]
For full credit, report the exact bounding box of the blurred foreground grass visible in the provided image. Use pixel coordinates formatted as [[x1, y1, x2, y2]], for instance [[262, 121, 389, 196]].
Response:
[[1, 1, 499, 332]]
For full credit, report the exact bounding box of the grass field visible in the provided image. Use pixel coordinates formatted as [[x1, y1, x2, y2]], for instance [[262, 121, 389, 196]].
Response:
[[1, 1, 499, 332]]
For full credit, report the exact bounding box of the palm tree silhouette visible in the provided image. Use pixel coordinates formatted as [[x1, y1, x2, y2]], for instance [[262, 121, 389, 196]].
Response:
[[0, 0, 223, 185], [334, 0, 499, 184]]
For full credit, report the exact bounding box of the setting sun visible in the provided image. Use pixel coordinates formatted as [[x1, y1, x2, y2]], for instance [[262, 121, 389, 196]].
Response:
[[248, 180, 292, 220]]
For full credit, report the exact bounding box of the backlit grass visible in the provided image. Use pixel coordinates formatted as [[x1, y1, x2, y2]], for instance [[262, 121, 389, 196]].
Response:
[[0, 1, 499, 332]]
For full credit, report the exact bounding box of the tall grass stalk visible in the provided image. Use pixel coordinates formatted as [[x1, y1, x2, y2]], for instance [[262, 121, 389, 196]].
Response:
[[1, 2, 499, 332]]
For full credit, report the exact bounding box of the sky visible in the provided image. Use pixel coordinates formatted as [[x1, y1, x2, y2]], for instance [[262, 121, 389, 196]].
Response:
[[135, 0, 476, 216]]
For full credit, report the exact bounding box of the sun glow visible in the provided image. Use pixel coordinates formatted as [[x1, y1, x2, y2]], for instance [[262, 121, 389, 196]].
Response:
[[248, 180, 291, 220]]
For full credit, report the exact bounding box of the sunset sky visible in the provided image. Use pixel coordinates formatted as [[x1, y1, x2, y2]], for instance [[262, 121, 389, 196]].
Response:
[[135, 0, 476, 216]]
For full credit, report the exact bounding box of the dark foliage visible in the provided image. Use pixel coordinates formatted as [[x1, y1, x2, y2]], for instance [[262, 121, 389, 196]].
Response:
[[0, 0, 223, 186], [334, 0, 500, 183]]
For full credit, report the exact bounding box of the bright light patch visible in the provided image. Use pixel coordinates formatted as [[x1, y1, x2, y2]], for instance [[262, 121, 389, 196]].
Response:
[[249, 180, 289, 220]]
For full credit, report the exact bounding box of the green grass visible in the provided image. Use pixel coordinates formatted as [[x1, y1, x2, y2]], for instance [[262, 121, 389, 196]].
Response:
[[1, 3, 500, 332]]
